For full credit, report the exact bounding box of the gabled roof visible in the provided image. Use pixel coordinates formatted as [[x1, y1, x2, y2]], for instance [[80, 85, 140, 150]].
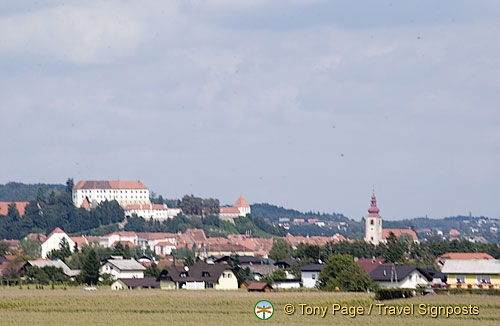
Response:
[[356, 258, 386, 274], [105, 259, 146, 271], [369, 265, 432, 282], [46, 227, 67, 240], [441, 259, 500, 274], [300, 264, 325, 272], [164, 262, 232, 283], [73, 180, 148, 190], [27, 259, 80, 277], [70, 236, 88, 246], [247, 281, 273, 290], [439, 252, 494, 260], [234, 195, 249, 208], [81, 198, 91, 210], [0, 202, 29, 216]]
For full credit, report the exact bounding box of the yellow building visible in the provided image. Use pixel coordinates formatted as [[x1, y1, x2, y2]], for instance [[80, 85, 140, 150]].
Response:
[[442, 259, 500, 289]]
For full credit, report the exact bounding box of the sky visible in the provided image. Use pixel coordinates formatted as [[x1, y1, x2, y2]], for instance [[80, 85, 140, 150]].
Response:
[[0, 0, 499, 220]]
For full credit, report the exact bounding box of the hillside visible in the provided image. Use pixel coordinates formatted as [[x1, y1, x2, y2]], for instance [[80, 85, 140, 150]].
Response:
[[250, 203, 349, 222], [0, 182, 65, 201]]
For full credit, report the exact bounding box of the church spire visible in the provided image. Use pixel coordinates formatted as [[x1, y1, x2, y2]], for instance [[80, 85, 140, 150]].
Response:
[[368, 192, 380, 217]]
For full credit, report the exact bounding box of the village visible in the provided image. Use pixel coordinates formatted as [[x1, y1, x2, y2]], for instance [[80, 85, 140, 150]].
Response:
[[0, 179, 499, 293]]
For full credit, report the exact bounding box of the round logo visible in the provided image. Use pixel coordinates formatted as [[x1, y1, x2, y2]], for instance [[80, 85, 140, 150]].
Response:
[[254, 300, 274, 320]]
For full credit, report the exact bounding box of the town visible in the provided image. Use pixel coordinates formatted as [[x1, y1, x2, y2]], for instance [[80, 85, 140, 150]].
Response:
[[0, 179, 499, 293]]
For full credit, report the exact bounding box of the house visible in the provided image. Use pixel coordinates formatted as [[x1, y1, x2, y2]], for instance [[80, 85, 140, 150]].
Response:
[[41, 228, 75, 258], [154, 241, 177, 256], [245, 281, 273, 292], [437, 252, 494, 267], [159, 262, 238, 290], [72, 180, 150, 208], [219, 195, 251, 222], [369, 265, 431, 288], [100, 231, 138, 248], [441, 259, 500, 289], [100, 257, 146, 280], [273, 279, 301, 289], [111, 277, 160, 290], [23, 259, 80, 278], [274, 259, 292, 269], [214, 255, 276, 280], [422, 268, 447, 287], [300, 264, 325, 288]]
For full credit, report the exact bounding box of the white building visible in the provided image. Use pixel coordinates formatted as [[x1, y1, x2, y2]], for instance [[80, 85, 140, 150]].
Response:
[[154, 241, 177, 255], [41, 228, 75, 258], [219, 195, 251, 222], [72, 180, 150, 208], [100, 257, 146, 280], [100, 232, 138, 248], [124, 203, 181, 221], [300, 264, 325, 288], [369, 265, 431, 288]]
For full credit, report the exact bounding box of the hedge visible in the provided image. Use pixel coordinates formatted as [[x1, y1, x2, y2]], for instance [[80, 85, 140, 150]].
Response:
[[375, 288, 416, 300]]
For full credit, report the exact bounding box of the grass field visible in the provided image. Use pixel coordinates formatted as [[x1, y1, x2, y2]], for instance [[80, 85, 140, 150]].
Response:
[[1, 287, 499, 326]]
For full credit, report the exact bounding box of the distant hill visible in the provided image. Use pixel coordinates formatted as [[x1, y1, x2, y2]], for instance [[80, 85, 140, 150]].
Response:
[[0, 182, 65, 202], [250, 203, 350, 223]]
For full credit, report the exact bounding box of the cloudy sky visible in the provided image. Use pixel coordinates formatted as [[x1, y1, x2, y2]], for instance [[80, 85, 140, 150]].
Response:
[[1, 0, 499, 220]]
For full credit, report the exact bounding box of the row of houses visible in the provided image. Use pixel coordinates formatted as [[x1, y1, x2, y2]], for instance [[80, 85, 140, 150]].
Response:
[[30, 227, 346, 259]]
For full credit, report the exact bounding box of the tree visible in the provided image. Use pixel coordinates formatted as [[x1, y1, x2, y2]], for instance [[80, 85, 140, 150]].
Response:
[[0, 240, 10, 257], [383, 232, 405, 263], [269, 238, 293, 261], [145, 262, 160, 278], [20, 238, 41, 258], [261, 269, 287, 285], [319, 254, 375, 292], [81, 249, 100, 285], [65, 178, 74, 194]]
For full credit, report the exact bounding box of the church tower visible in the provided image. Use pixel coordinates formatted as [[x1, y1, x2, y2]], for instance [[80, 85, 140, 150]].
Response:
[[364, 193, 383, 245]]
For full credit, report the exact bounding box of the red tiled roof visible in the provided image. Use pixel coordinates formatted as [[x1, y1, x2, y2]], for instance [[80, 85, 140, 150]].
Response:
[[73, 180, 147, 190], [25, 233, 47, 242], [382, 229, 418, 241], [46, 227, 66, 240], [81, 197, 91, 210], [0, 202, 29, 216], [220, 207, 240, 214], [356, 258, 387, 274], [234, 195, 249, 208], [106, 231, 137, 238], [204, 243, 253, 252], [439, 252, 494, 260], [70, 236, 88, 246], [449, 229, 461, 236], [136, 232, 177, 240]]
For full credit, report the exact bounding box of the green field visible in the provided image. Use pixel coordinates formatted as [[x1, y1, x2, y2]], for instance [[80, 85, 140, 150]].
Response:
[[0, 288, 499, 326]]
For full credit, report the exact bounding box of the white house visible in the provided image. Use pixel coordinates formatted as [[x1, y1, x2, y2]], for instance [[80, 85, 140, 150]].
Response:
[[273, 279, 301, 289], [100, 257, 146, 280], [153, 241, 177, 256], [124, 203, 181, 221], [100, 231, 138, 248], [159, 262, 238, 290], [369, 265, 432, 288], [72, 180, 150, 208], [41, 228, 75, 258], [300, 264, 325, 288]]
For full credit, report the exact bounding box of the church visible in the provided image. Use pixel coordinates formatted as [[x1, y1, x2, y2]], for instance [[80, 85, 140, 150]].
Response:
[[364, 193, 418, 245]]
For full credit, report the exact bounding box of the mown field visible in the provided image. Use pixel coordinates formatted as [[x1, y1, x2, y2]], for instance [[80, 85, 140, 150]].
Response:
[[0, 287, 499, 326]]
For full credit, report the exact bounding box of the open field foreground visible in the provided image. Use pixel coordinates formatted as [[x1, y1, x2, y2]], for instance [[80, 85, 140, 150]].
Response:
[[1, 288, 500, 326]]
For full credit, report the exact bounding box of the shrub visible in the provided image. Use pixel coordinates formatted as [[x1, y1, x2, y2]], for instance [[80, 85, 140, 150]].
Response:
[[375, 288, 415, 300]]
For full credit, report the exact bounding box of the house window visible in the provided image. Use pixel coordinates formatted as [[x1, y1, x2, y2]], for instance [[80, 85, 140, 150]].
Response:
[[370, 220, 374, 225], [455, 275, 465, 283], [227, 273, 232, 278], [202, 272, 210, 278], [180, 272, 187, 278], [477, 276, 491, 284], [207, 282, 213, 288], [312, 274, 316, 280]]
